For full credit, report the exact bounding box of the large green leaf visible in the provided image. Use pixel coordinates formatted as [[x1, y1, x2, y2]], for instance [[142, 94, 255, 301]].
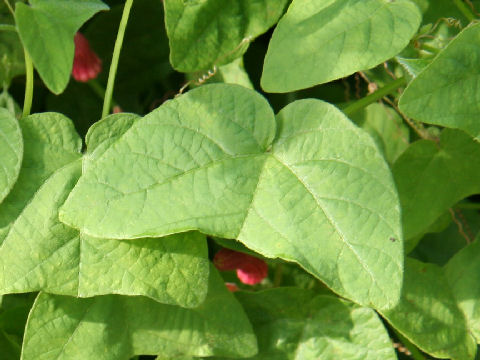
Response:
[[381, 258, 477, 360], [0, 112, 82, 239], [399, 22, 480, 140], [21, 267, 257, 360], [164, 0, 289, 72], [393, 129, 480, 240], [445, 240, 480, 342], [214, 288, 396, 360], [0, 108, 22, 204], [0, 114, 209, 307], [14, 0, 109, 94], [60, 84, 403, 310], [261, 0, 421, 92]]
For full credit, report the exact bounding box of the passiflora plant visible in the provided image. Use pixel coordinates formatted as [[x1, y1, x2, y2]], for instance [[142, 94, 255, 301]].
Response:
[[2, 0, 480, 359]]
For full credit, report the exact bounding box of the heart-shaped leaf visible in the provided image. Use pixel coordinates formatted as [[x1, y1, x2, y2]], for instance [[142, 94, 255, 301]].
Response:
[[164, 0, 289, 72], [60, 84, 403, 310], [261, 0, 421, 92], [399, 22, 480, 140]]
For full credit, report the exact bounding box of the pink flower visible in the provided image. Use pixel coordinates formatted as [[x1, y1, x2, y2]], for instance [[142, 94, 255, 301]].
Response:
[[72, 32, 102, 82], [214, 248, 268, 285]]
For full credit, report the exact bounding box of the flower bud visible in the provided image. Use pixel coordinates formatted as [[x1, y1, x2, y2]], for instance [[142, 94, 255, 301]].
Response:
[[72, 32, 102, 82]]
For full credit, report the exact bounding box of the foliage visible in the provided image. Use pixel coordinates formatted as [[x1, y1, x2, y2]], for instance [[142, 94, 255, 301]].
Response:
[[1, 0, 480, 359]]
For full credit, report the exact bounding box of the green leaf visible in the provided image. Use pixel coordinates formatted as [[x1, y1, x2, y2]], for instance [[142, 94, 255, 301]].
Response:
[[214, 288, 396, 360], [14, 0, 109, 94], [380, 258, 477, 360], [216, 58, 254, 89], [0, 159, 209, 307], [164, 0, 289, 72], [0, 112, 82, 239], [0, 30, 24, 88], [445, 240, 480, 342], [395, 57, 432, 79], [261, 0, 421, 92], [60, 84, 403, 310], [21, 267, 257, 360], [399, 22, 480, 140], [0, 3, 24, 88], [393, 129, 480, 240], [350, 103, 409, 164], [0, 108, 22, 204], [85, 112, 140, 155]]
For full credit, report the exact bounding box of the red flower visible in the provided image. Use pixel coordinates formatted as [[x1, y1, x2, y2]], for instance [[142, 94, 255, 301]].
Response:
[[72, 32, 102, 82], [214, 248, 268, 285]]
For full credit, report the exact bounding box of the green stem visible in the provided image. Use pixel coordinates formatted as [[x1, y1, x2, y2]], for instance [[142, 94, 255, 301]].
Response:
[[273, 264, 283, 287], [342, 77, 406, 116], [0, 24, 16, 32], [102, 0, 133, 118], [421, 43, 441, 54], [22, 48, 33, 118], [453, 0, 476, 22], [2, 0, 14, 17]]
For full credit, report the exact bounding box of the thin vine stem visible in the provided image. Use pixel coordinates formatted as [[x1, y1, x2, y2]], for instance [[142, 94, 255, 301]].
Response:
[[0, 24, 16, 32], [22, 48, 33, 118], [2, 0, 14, 16], [452, 0, 476, 22], [102, 0, 134, 118], [342, 77, 406, 116]]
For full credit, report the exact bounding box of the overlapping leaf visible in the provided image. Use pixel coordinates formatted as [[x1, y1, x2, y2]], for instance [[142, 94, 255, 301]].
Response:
[[381, 257, 477, 360], [399, 22, 480, 140], [0, 12, 24, 87], [445, 240, 480, 342], [0, 112, 82, 240], [0, 113, 209, 307], [164, 0, 289, 72], [21, 268, 257, 360], [0, 108, 22, 204], [393, 129, 480, 240], [14, 0, 109, 94], [261, 0, 421, 92], [214, 288, 396, 360], [60, 84, 403, 310], [351, 103, 409, 164]]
